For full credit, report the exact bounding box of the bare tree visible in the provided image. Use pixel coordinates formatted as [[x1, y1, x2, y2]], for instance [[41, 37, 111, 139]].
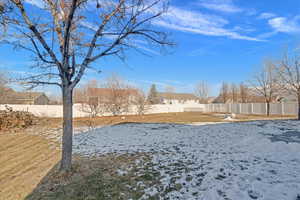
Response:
[[230, 83, 238, 103], [2, 0, 172, 171], [133, 89, 149, 115], [0, 71, 9, 97], [0, 71, 7, 90], [74, 79, 99, 103], [194, 81, 209, 103], [220, 82, 229, 103], [0, 71, 6, 102], [239, 82, 249, 103], [250, 60, 279, 116], [80, 98, 106, 117], [0, 71, 13, 104], [103, 74, 133, 116], [0, 1, 11, 39], [278, 52, 300, 119], [77, 80, 105, 118]]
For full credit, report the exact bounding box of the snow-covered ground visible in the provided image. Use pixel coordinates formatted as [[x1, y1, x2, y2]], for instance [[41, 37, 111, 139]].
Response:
[[73, 120, 300, 200]]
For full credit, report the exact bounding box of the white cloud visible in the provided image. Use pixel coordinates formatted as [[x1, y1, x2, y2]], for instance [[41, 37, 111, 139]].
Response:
[[133, 45, 160, 55], [80, 21, 98, 31], [268, 16, 300, 33], [256, 31, 277, 39], [197, 0, 242, 13], [257, 12, 276, 20], [24, 0, 263, 42], [154, 6, 263, 41], [25, 0, 45, 8], [231, 26, 256, 33]]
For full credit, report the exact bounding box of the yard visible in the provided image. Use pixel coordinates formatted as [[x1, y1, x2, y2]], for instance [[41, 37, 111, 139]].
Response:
[[0, 112, 299, 200]]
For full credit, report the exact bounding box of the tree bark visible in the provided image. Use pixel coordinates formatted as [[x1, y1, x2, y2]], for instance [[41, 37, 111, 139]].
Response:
[[298, 94, 300, 120], [266, 101, 270, 116], [60, 86, 73, 171]]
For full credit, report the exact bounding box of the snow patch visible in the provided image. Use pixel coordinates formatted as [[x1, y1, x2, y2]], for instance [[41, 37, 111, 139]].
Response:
[[74, 120, 300, 199]]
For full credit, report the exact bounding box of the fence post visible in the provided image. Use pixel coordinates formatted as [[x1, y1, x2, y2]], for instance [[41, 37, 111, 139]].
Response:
[[251, 103, 253, 115], [265, 103, 268, 115], [281, 102, 284, 116]]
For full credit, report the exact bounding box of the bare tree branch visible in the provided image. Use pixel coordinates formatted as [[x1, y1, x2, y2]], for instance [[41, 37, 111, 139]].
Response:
[[4, 0, 172, 171], [249, 59, 279, 116], [278, 51, 300, 119]]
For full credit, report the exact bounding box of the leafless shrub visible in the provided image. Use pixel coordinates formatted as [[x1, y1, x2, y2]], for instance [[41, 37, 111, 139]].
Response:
[[230, 83, 238, 103], [80, 97, 106, 118], [220, 82, 229, 103], [76, 80, 105, 118], [194, 81, 209, 103], [133, 89, 150, 115], [0, 71, 7, 91], [239, 83, 249, 103], [103, 74, 135, 116]]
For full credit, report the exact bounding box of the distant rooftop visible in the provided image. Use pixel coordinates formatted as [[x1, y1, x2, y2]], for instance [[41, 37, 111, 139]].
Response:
[[157, 92, 199, 100]]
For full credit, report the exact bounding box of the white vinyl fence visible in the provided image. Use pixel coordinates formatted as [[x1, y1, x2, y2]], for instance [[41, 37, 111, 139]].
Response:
[[1, 103, 297, 117], [0, 103, 205, 118], [201, 103, 298, 115]]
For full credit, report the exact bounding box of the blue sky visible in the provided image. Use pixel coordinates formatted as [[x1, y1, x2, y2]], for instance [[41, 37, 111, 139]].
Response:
[[1, 0, 300, 96]]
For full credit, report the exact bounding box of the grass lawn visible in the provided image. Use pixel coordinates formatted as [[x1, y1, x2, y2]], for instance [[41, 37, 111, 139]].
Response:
[[42, 112, 295, 128]]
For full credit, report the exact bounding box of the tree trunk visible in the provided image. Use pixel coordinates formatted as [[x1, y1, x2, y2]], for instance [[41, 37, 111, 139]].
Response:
[[60, 86, 73, 171], [298, 94, 300, 120], [266, 101, 270, 116]]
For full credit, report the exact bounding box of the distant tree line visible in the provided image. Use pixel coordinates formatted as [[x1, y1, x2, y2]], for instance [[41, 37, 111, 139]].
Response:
[[75, 74, 149, 117], [214, 51, 300, 119]]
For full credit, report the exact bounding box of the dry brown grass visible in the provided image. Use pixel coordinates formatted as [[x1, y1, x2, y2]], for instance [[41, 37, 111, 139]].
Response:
[[25, 154, 158, 200], [235, 114, 295, 121], [39, 112, 296, 129], [36, 112, 225, 129], [0, 133, 60, 200], [74, 112, 224, 126]]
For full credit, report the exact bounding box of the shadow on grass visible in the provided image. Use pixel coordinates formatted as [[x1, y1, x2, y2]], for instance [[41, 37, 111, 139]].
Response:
[[25, 153, 159, 200]]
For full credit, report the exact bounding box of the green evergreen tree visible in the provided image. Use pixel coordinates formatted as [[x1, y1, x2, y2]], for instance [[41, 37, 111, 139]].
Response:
[[148, 84, 159, 104]]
